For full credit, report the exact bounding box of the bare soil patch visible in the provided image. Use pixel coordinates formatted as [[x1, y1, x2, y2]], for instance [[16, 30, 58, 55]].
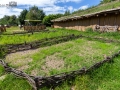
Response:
[[45, 54, 64, 69], [37, 54, 65, 75]]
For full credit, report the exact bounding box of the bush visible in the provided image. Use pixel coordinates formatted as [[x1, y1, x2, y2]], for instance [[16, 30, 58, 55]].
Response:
[[0, 46, 6, 58]]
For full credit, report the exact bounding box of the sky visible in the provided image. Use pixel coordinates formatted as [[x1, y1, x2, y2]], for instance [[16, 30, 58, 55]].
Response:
[[0, 0, 101, 18]]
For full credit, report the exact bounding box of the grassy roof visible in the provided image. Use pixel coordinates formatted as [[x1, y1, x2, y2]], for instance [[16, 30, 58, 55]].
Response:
[[52, 1, 120, 22]]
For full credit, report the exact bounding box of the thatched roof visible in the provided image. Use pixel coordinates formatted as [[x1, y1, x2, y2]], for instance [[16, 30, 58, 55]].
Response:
[[52, 7, 120, 22]]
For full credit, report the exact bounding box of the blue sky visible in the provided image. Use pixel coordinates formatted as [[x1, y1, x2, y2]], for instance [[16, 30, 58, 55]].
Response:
[[0, 0, 101, 18]]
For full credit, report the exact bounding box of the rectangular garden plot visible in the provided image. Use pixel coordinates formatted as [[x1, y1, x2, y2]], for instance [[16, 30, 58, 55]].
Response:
[[5, 38, 120, 76]]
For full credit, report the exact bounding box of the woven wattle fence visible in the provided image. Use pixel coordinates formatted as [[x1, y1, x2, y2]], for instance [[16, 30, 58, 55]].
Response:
[[0, 51, 120, 90], [1, 34, 120, 54], [0, 34, 120, 90], [24, 25, 46, 31]]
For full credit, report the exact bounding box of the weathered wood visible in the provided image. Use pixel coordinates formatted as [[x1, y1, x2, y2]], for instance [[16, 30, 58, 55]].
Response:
[[2, 34, 120, 54], [24, 25, 46, 31], [34, 52, 117, 88], [0, 59, 37, 90], [0, 49, 120, 89]]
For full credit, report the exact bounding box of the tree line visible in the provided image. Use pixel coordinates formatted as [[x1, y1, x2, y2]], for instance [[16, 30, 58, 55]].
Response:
[[0, 6, 70, 26], [0, 0, 117, 26]]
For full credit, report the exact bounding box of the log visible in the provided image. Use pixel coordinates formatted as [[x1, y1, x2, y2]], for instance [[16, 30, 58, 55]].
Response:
[[0, 59, 37, 90]]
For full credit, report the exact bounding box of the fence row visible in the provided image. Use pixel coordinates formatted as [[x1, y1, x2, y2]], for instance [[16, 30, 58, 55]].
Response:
[[1, 34, 77, 54], [34, 51, 119, 88], [0, 48, 120, 90], [1, 34, 120, 54], [24, 25, 46, 31]]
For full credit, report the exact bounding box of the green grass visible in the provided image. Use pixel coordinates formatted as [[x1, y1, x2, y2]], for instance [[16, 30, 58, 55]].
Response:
[[5, 38, 120, 76], [0, 28, 80, 45], [3, 26, 23, 34], [1, 27, 120, 45], [1, 27, 120, 90], [52, 56, 120, 90], [1, 56, 120, 90], [0, 74, 32, 90]]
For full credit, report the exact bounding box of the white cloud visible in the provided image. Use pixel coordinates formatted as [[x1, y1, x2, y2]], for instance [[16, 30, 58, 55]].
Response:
[[68, 6, 74, 12], [56, 0, 82, 3], [0, 7, 22, 18], [79, 5, 89, 10], [0, 0, 83, 18], [73, 8, 78, 12], [0, 0, 82, 6], [43, 5, 66, 15]]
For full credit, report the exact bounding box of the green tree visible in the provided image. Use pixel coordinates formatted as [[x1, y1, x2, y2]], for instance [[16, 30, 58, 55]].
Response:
[[3, 15, 10, 24], [9, 15, 18, 25], [43, 14, 63, 26], [64, 10, 71, 16], [26, 6, 45, 21], [18, 9, 28, 25], [0, 15, 10, 25]]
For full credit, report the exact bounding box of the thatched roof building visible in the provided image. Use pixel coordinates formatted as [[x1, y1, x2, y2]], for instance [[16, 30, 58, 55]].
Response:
[[52, 7, 120, 31]]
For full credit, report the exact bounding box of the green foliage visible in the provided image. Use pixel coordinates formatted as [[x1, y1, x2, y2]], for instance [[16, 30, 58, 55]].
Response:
[[0, 15, 10, 25], [64, 10, 71, 16], [0, 45, 6, 58], [0, 65, 5, 76], [26, 6, 45, 25], [43, 14, 63, 26], [0, 15, 18, 25], [9, 15, 18, 26], [18, 9, 28, 25]]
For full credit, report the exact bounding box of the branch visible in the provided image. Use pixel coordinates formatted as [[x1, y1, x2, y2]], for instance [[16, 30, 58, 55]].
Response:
[[0, 59, 37, 90]]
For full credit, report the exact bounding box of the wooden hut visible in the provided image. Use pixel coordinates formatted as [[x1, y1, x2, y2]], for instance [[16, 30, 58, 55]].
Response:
[[52, 8, 120, 32]]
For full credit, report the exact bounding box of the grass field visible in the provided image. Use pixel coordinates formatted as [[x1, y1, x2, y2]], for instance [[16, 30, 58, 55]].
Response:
[[0, 27, 120, 90], [0, 28, 80, 45], [1, 27, 120, 45], [3, 26, 24, 34]]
